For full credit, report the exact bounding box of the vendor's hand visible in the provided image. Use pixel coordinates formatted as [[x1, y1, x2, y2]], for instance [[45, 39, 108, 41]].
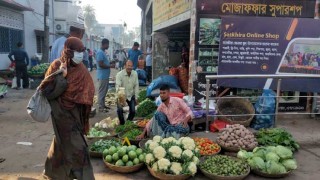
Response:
[[136, 133, 145, 140], [181, 119, 188, 128], [60, 62, 67, 77]]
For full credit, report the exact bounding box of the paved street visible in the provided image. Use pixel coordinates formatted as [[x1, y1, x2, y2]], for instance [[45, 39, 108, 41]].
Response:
[[0, 70, 320, 180]]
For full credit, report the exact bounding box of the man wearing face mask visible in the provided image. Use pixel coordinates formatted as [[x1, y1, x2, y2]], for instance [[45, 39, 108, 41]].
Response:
[[96, 39, 111, 112], [136, 84, 193, 139]]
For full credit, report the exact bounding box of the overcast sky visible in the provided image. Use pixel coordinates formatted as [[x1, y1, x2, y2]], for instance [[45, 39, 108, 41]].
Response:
[[81, 0, 142, 30]]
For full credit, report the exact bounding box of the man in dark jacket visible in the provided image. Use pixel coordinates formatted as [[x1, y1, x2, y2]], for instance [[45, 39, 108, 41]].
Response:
[[8, 42, 29, 89]]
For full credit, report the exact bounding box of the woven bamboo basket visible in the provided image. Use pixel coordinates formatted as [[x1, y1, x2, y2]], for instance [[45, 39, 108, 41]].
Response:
[[28, 74, 44, 79], [103, 158, 144, 173], [87, 137, 121, 158], [118, 130, 145, 146], [252, 169, 292, 178], [138, 139, 149, 150], [201, 147, 221, 156], [147, 166, 191, 180], [217, 96, 255, 127], [199, 156, 250, 180], [86, 129, 118, 140], [218, 142, 256, 153]]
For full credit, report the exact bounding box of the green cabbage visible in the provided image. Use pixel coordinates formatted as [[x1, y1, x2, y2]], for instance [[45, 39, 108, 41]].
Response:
[[265, 152, 280, 162], [275, 145, 293, 159], [266, 146, 276, 153], [253, 147, 266, 159], [282, 159, 297, 171], [248, 157, 265, 171], [237, 150, 253, 160], [266, 161, 287, 174]]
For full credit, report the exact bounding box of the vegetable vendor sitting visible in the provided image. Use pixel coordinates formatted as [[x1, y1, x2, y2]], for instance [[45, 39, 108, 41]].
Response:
[[137, 84, 193, 139]]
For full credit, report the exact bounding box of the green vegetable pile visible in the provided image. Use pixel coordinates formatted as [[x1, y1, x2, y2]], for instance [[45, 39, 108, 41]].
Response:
[[103, 145, 145, 167], [237, 145, 298, 174], [122, 128, 142, 140], [256, 128, 299, 151], [28, 63, 50, 75], [138, 89, 147, 103], [89, 139, 121, 153], [136, 98, 157, 117], [200, 155, 249, 176], [115, 121, 138, 134], [87, 127, 110, 137]]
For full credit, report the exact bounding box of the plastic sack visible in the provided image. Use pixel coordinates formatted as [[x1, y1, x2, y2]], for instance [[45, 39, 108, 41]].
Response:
[[149, 87, 181, 97], [147, 75, 179, 96], [251, 89, 276, 130], [27, 90, 51, 122], [11, 77, 23, 89], [139, 79, 147, 86], [136, 69, 147, 80]]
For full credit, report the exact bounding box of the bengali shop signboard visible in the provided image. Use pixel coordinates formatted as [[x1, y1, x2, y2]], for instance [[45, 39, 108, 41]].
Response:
[[153, 0, 191, 26], [217, 16, 320, 92], [197, 0, 316, 18]]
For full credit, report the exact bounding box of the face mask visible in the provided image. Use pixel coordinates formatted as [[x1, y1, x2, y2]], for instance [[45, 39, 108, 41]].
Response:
[[72, 51, 83, 64]]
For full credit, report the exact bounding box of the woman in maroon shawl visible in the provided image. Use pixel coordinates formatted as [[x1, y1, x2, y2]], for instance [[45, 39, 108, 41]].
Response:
[[39, 37, 95, 179]]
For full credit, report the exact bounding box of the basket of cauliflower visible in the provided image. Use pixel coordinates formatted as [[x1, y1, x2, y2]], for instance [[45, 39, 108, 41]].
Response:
[[144, 136, 200, 180]]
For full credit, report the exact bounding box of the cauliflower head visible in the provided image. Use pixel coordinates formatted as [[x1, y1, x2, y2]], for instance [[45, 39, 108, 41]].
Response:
[[157, 158, 171, 171], [192, 156, 199, 165], [182, 149, 194, 158], [188, 162, 197, 175], [181, 137, 196, 150], [145, 153, 155, 164], [166, 137, 177, 143], [148, 141, 159, 151], [152, 162, 158, 171], [153, 135, 162, 143], [170, 162, 183, 175], [168, 146, 182, 158], [153, 146, 167, 160]]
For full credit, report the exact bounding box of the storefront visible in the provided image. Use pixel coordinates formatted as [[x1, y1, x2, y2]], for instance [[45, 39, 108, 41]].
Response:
[[151, 0, 193, 82], [191, 0, 319, 112], [0, 1, 32, 70]]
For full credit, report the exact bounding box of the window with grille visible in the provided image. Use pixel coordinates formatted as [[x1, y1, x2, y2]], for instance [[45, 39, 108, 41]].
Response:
[[36, 35, 44, 53], [0, 26, 23, 54]]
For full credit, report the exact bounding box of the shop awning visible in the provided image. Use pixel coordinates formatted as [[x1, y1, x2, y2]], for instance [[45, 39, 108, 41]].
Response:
[[0, 0, 33, 11], [137, 0, 147, 9]]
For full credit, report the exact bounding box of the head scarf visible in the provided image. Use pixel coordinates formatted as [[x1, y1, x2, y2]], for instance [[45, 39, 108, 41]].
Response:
[[40, 37, 95, 109]]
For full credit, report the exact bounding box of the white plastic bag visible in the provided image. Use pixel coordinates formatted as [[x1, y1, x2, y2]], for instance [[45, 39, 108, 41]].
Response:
[[11, 76, 22, 89], [27, 90, 51, 122]]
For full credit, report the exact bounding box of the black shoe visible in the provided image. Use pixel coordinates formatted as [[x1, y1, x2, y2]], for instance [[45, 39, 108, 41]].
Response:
[[104, 106, 111, 110]]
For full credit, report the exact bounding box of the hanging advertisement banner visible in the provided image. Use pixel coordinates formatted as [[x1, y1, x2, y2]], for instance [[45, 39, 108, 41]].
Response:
[[197, 0, 316, 18], [218, 16, 320, 92]]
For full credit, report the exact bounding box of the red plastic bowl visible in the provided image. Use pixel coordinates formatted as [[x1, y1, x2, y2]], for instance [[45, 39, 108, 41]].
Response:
[[169, 93, 184, 99]]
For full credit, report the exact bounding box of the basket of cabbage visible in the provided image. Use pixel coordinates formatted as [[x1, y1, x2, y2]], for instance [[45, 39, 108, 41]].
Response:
[[144, 136, 200, 179], [237, 145, 297, 178]]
